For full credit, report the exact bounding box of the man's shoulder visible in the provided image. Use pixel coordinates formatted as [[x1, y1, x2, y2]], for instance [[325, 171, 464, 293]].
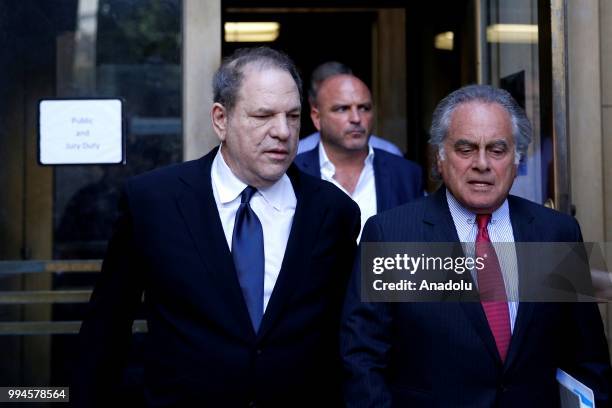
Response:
[[508, 194, 577, 224], [293, 148, 320, 178], [123, 156, 212, 206], [293, 166, 358, 213], [374, 148, 416, 167], [296, 132, 319, 154], [360, 194, 430, 241], [294, 147, 318, 165], [370, 193, 429, 226], [508, 194, 580, 237], [374, 148, 422, 176], [299, 132, 319, 144], [369, 135, 402, 156], [129, 159, 202, 188]]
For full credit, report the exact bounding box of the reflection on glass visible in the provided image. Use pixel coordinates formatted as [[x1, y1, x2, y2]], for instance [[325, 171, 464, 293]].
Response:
[[54, 0, 182, 260], [486, 0, 544, 204], [486, 23, 538, 43]]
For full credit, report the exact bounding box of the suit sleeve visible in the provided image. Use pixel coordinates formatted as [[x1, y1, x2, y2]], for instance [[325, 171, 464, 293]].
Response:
[[341, 218, 394, 408], [72, 184, 146, 407], [563, 218, 612, 406]]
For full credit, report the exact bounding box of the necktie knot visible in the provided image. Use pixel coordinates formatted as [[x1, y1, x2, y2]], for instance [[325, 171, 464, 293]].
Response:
[[241, 186, 258, 204], [476, 214, 492, 242], [476, 213, 491, 230]]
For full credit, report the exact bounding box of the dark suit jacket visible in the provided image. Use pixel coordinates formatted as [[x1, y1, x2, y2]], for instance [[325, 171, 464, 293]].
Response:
[[74, 147, 360, 407], [293, 145, 423, 212], [341, 187, 612, 407]]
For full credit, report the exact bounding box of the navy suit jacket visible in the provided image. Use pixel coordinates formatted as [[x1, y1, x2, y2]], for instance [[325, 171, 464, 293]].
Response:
[[293, 145, 423, 213], [341, 187, 612, 407], [74, 147, 361, 407]]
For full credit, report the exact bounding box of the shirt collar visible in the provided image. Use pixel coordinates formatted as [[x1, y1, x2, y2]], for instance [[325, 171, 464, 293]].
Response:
[[445, 188, 509, 225], [318, 141, 375, 176], [212, 146, 295, 212]]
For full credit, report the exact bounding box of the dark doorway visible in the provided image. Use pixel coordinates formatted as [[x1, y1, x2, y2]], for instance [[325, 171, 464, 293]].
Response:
[[222, 1, 474, 182]]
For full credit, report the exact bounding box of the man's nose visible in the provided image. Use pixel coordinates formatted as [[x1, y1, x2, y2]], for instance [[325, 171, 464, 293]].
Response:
[[270, 114, 291, 140], [349, 107, 361, 124], [473, 149, 490, 171]]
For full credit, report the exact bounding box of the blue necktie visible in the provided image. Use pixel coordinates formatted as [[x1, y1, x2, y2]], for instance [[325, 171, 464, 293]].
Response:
[[232, 186, 264, 332]]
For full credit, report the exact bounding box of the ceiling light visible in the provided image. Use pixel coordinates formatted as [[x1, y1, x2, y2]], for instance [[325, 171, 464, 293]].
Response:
[[224, 22, 280, 42], [486, 24, 538, 43], [434, 31, 454, 51]]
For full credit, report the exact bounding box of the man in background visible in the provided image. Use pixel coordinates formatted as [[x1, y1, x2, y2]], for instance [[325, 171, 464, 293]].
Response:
[[297, 61, 402, 156], [294, 66, 422, 237]]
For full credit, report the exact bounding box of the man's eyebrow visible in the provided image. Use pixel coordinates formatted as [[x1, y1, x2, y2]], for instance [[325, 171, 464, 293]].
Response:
[[453, 139, 477, 147], [331, 103, 349, 109], [251, 106, 301, 115], [251, 108, 275, 115], [452, 139, 510, 148], [486, 140, 510, 148]]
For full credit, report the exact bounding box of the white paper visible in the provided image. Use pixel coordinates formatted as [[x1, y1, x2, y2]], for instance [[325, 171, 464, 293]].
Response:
[[39, 99, 123, 165], [557, 368, 595, 408]]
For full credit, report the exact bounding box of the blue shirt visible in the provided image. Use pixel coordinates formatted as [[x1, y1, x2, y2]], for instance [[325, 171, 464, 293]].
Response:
[[298, 132, 402, 156]]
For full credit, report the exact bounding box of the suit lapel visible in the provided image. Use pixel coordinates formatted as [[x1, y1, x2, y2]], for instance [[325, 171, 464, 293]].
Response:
[[257, 165, 325, 340], [422, 187, 461, 242], [257, 164, 323, 340], [295, 146, 321, 178], [503, 196, 536, 371], [373, 150, 392, 212], [425, 187, 502, 363], [175, 148, 255, 336]]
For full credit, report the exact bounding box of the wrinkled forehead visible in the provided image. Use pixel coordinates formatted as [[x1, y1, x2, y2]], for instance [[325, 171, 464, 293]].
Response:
[[236, 64, 301, 111], [239, 61, 297, 89], [446, 101, 514, 142]]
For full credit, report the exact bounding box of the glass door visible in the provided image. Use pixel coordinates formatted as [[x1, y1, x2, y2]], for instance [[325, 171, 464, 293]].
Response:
[[0, 0, 183, 392], [479, 0, 545, 204], [478, 0, 567, 212]]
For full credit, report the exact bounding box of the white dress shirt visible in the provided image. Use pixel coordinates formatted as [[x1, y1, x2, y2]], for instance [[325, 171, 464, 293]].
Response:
[[446, 190, 520, 332], [211, 147, 296, 312], [319, 142, 376, 241]]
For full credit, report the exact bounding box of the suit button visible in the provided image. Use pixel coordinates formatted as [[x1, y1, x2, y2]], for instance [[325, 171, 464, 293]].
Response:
[[256, 349, 262, 355], [248, 401, 257, 408]]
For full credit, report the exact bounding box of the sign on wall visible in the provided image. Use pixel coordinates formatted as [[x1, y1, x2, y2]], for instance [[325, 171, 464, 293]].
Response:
[[38, 98, 125, 165]]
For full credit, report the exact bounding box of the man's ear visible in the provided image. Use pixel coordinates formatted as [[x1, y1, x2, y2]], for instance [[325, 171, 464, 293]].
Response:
[[310, 106, 321, 131], [211, 103, 228, 142], [436, 150, 444, 176]]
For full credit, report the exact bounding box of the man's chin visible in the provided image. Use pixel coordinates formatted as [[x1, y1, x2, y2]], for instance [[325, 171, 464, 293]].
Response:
[[465, 198, 505, 214], [343, 141, 369, 152], [262, 166, 290, 182]]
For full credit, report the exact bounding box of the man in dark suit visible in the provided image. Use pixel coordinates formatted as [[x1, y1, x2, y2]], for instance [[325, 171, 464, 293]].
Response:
[[294, 69, 421, 237], [74, 47, 360, 407], [341, 84, 611, 407]]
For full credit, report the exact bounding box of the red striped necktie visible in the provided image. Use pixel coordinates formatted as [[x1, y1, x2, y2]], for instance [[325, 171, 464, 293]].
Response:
[[475, 214, 511, 362]]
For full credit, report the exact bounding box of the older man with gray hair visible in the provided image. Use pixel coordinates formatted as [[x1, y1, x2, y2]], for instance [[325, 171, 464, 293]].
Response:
[[341, 84, 611, 407], [75, 47, 360, 407]]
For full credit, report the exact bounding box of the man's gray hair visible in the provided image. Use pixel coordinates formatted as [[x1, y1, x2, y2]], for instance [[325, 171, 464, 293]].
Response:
[[212, 47, 302, 113], [429, 84, 532, 177], [308, 61, 353, 104]]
